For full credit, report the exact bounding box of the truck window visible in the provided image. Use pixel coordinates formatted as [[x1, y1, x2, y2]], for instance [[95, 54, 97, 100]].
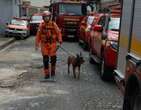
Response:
[[108, 17, 120, 31], [59, 3, 82, 15]]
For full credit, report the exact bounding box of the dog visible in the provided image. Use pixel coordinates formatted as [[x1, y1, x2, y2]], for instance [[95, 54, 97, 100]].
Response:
[[67, 53, 85, 79]]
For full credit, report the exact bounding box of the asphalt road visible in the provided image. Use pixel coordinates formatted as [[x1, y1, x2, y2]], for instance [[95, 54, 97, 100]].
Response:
[[0, 36, 123, 110]]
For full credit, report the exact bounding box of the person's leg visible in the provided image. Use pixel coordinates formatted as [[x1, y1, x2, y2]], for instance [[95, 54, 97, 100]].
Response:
[[51, 56, 57, 76], [43, 55, 49, 78]]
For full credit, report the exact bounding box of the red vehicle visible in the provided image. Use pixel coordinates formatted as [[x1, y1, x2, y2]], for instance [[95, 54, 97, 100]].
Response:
[[89, 13, 120, 80], [114, 0, 141, 109], [79, 12, 96, 49], [79, 12, 109, 49], [30, 13, 43, 35], [50, 0, 88, 40], [5, 17, 30, 39]]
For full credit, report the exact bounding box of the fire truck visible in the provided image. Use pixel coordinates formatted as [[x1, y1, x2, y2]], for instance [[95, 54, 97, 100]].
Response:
[[50, 0, 97, 40], [114, 0, 141, 109]]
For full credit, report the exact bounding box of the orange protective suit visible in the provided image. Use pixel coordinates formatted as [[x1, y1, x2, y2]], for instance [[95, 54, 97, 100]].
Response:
[[36, 20, 62, 77], [36, 21, 62, 56]]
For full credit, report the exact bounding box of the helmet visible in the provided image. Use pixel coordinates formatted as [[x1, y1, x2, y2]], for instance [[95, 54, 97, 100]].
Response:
[[42, 11, 51, 17]]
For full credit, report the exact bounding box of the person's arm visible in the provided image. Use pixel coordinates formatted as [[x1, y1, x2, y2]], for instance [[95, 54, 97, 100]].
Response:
[[53, 22, 62, 45]]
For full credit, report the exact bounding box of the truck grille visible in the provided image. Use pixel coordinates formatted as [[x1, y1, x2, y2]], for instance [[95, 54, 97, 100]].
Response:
[[8, 28, 23, 31], [64, 21, 79, 31]]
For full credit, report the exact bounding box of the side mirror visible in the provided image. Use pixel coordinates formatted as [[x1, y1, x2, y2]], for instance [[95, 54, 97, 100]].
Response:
[[81, 21, 86, 26], [93, 25, 103, 32]]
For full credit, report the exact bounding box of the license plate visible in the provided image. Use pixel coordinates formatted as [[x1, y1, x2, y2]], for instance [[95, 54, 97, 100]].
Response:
[[68, 35, 74, 38]]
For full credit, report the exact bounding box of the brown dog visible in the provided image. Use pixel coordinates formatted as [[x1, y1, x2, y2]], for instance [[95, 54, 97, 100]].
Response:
[[67, 53, 85, 79]]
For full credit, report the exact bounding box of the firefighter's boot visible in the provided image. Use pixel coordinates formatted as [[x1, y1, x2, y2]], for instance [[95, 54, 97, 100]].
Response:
[[44, 68, 50, 79]]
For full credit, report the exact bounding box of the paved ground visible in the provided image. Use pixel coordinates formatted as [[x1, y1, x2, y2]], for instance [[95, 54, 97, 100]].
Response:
[[0, 36, 15, 50], [0, 37, 123, 110]]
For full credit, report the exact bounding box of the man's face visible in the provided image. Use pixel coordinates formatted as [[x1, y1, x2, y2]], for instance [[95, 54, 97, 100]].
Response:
[[43, 16, 51, 22]]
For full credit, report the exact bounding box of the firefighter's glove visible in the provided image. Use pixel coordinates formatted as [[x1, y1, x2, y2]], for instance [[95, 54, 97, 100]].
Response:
[[57, 42, 62, 51], [56, 45, 60, 51]]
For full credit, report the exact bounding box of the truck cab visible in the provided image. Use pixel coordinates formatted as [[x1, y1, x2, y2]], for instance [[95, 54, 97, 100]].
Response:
[[79, 12, 97, 49], [89, 13, 120, 80], [50, 0, 91, 40]]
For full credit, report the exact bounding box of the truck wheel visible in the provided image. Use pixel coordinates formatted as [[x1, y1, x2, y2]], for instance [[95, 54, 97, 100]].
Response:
[[15, 36, 20, 40], [89, 56, 94, 64], [89, 49, 95, 64], [133, 94, 141, 110], [123, 78, 141, 110], [100, 60, 107, 80], [20, 36, 25, 40], [123, 91, 140, 110]]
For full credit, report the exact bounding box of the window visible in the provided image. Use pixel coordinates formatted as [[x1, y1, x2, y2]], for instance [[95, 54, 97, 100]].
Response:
[[11, 19, 28, 26], [59, 3, 82, 15], [108, 17, 120, 30]]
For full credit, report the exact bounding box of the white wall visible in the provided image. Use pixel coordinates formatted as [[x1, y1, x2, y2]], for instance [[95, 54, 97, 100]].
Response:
[[0, 0, 20, 34], [12, 0, 20, 17], [30, 0, 50, 7]]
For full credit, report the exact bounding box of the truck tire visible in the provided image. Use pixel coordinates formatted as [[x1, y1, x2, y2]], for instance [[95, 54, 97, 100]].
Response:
[[100, 60, 107, 80], [89, 56, 94, 64], [123, 77, 141, 110], [15, 36, 20, 40], [20, 36, 26, 40], [89, 49, 95, 64], [133, 94, 141, 110]]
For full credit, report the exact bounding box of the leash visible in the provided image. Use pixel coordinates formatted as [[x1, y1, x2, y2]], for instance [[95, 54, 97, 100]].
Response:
[[57, 45, 75, 56]]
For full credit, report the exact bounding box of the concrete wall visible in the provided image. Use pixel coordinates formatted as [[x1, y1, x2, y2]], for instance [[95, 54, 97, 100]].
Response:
[[0, 0, 20, 35]]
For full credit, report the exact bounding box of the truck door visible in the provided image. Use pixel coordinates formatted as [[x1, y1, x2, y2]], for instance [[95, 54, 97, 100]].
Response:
[[115, 0, 134, 78], [130, 0, 141, 57], [125, 0, 141, 80], [93, 15, 106, 57]]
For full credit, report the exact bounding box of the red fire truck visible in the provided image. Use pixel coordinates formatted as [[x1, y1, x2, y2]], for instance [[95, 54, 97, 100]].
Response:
[[50, 0, 90, 40], [114, 0, 141, 109]]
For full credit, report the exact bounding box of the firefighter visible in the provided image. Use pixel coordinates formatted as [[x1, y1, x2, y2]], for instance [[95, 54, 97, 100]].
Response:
[[35, 11, 62, 79]]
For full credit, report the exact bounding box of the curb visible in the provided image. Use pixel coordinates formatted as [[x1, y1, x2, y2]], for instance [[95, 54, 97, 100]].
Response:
[[0, 38, 16, 50]]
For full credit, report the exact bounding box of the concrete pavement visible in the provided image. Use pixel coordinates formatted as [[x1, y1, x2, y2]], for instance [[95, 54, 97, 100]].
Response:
[[0, 36, 15, 50], [0, 37, 122, 110], [0, 36, 16, 88]]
